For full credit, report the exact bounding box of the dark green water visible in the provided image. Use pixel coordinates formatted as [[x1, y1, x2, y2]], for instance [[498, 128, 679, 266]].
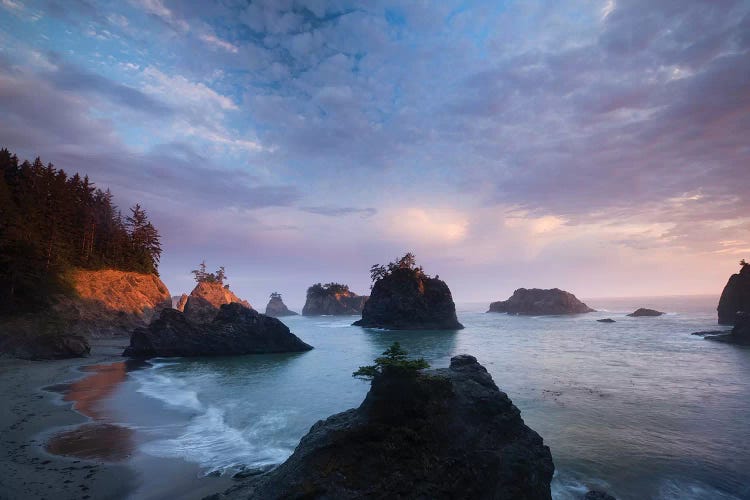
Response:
[[83, 297, 750, 499]]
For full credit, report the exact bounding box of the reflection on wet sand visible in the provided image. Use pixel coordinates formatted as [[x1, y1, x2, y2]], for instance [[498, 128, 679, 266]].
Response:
[[45, 360, 147, 462]]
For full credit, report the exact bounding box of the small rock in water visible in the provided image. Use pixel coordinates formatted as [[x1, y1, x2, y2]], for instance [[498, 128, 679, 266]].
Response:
[[627, 308, 664, 317], [597, 318, 616, 323]]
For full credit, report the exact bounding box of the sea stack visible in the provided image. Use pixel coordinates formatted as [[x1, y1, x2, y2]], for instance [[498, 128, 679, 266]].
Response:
[[123, 303, 313, 357], [353, 253, 463, 330], [302, 283, 367, 315], [717, 261, 750, 325], [222, 354, 554, 499], [488, 288, 594, 315], [627, 308, 664, 317], [183, 281, 252, 324], [264, 293, 298, 317]]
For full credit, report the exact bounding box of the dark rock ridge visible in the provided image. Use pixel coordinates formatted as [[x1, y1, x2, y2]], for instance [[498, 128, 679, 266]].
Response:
[[123, 303, 312, 358], [717, 263, 750, 325], [704, 312, 750, 345], [488, 288, 594, 315], [597, 318, 616, 323], [302, 285, 367, 316], [585, 491, 617, 500], [264, 294, 298, 317], [183, 281, 252, 324], [221, 354, 554, 499], [0, 331, 90, 360], [627, 308, 664, 317], [353, 268, 463, 330]]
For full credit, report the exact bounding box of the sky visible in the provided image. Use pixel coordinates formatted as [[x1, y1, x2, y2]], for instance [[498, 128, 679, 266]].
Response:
[[1, 0, 749, 309]]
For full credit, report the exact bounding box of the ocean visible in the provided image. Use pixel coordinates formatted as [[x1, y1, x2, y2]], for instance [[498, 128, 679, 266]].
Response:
[[50, 295, 750, 499]]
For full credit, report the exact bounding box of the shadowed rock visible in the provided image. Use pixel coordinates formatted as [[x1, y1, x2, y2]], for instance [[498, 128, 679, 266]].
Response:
[[597, 318, 616, 323], [705, 312, 750, 345], [264, 294, 298, 317], [219, 355, 554, 499], [0, 331, 90, 360], [627, 308, 664, 317], [123, 303, 312, 358], [302, 284, 367, 316], [488, 288, 594, 315], [585, 491, 617, 500], [354, 267, 463, 330], [717, 263, 750, 325]]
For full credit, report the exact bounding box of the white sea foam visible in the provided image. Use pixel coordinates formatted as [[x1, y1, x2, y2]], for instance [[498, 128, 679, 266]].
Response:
[[656, 479, 742, 500], [133, 371, 203, 412]]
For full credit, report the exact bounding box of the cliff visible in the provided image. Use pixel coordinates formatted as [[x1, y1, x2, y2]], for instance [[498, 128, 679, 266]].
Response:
[[53, 269, 171, 337], [717, 264, 750, 325], [123, 303, 313, 357], [182, 282, 252, 323], [220, 355, 554, 499], [302, 285, 367, 316], [353, 268, 463, 330], [488, 288, 594, 315], [264, 295, 298, 317]]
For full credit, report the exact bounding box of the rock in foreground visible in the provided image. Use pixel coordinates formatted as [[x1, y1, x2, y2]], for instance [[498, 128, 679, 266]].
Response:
[[0, 331, 90, 360], [302, 283, 367, 316], [222, 355, 553, 499], [705, 312, 750, 345], [488, 288, 594, 315], [717, 262, 750, 325], [627, 308, 664, 317], [264, 293, 298, 317], [183, 281, 252, 324], [123, 303, 312, 358], [353, 267, 463, 330]]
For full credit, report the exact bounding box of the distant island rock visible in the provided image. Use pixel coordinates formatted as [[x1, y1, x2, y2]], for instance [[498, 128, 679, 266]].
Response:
[[627, 308, 664, 317], [488, 288, 594, 315], [123, 302, 313, 358], [302, 283, 367, 316], [223, 354, 553, 499], [353, 254, 463, 330], [183, 281, 252, 324], [597, 318, 616, 323], [264, 293, 298, 317], [173, 293, 188, 312], [717, 261, 750, 325]]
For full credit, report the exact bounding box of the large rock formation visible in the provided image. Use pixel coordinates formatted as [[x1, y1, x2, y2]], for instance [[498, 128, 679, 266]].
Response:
[[53, 269, 172, 336], [302, 284, 367, 316], [264, 293, 298, 317], [0, 315, 90, 360], [182, 282, 252, 324], [717, 263, 750, 325], [488, 288, 594, 316], [353, 268, 463, 330], [221, 355, 554, 499], [627, 308, 664, 317], [123, 303, 312, 358]]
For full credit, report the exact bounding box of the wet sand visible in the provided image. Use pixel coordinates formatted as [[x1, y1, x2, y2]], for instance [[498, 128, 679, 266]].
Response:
[[0, 338, 136, 500]]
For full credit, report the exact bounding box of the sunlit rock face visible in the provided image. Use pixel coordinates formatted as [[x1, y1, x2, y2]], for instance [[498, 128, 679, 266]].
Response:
[[264, 294, 298, 317], [222, 355, 554, 499], [717, 264, 750, 325], [53, 269, 172, 336], [354, 268, 463, 330], [182, 281, 252, 324], [488, 288, 594, 316], [302, 285, 367, 316], [124, 303, 312, 358]]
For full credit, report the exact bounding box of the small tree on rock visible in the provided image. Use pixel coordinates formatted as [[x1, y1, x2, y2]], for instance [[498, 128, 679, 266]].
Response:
[[353, 342, 429, 380]]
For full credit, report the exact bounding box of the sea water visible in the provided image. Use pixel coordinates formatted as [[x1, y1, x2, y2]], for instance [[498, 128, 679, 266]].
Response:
[[88, 295, 750, 499]]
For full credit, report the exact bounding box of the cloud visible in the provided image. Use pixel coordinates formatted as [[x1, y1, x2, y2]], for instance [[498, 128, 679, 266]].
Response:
[[199, 33, 239, 53], [301, 206, 376, 218], [130, 0, 189, 31]]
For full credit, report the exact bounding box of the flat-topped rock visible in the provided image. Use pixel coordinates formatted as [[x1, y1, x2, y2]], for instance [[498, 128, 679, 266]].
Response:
[[302, 283, 367, 316], [627, 308, 664, 317], [123, 303, 312, 358], [597, 318, 616, 323], [488, 288, 594, 315], [220, 354, 553, 499]]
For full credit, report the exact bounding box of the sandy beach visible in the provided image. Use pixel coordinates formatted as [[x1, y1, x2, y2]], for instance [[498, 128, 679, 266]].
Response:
[[0, 339, 136, 500]]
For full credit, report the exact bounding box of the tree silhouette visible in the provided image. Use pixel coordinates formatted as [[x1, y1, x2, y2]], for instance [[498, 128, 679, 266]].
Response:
[[353, 342, 430, 380]]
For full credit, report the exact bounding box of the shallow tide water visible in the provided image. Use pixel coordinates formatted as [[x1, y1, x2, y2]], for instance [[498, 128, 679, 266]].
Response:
[[49, 295, 750, 499]]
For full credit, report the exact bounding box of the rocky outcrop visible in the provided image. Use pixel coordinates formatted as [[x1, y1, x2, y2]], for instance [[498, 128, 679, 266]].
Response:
[[627, 308, 664, 317], [597, 318, 616, 323], [182, 282, 252, 324], [52, 269, 171, 337], [717, 263, 750, 325], [221, 355, 553, 499], [302, 285, 367, 316], [0, 327, 90, 360], [173, 294, 188, 312], [488, 288, 594, 316], [353, 268, 463, 330], [123, 303, 312, 358], [705, 312, 750, 345], [264, 294, 298, 317]]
